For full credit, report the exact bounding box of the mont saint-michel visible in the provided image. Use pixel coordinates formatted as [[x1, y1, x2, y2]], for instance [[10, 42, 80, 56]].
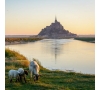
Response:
[[37, 17, 77, 39]]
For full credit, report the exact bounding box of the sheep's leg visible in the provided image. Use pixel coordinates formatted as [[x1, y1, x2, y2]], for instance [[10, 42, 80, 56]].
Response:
[[20, 76, 22, 82], [24, 76, 26, 83], [15, 79, 17, 82], [34, 76, 36, 81], [9, 76, 12, 83], [18, 76, 20, 82], [15, 77, 18, 82], [30, 71, 32, 80], [32, 74, 36, 81], [31, 71, 32, 78]]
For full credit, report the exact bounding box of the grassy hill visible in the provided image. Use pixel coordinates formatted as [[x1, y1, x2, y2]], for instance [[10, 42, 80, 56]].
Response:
[[5, 49, 95, 90]]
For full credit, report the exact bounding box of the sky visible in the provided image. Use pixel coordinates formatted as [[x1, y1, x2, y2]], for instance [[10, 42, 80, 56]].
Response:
[[5, 0, 95, 35]]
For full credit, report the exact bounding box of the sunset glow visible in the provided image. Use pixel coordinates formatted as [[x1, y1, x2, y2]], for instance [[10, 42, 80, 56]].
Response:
[[5, 0, 95, 35]]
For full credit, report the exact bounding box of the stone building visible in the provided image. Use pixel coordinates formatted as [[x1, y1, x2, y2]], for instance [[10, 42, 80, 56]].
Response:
[[38, 17, 77, 39]]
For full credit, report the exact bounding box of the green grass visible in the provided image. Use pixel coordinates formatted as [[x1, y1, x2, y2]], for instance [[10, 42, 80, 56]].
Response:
[[74, 37, 95, 43], [5, 49, 95, 90], [5, 48, 27, 60]]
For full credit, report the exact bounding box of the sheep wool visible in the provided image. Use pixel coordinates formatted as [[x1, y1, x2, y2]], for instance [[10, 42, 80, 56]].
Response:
[[8, 69, 20, 82]]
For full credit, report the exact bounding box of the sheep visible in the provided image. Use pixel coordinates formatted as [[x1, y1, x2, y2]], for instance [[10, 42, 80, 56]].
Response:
[[29, 60, 40, 81], [18, 68, 28, 83], [8, 69, 20, 83]]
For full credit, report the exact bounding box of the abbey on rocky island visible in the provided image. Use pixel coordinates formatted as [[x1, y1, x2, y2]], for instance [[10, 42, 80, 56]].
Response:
[[38, 17, 77, 39]]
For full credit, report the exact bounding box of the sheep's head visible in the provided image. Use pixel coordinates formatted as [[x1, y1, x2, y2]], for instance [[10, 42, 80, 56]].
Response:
[[33, 75, 39, 81], [34, 74, 41, 81], [24, 70, 28, 75], [36, 75, 39, 81]]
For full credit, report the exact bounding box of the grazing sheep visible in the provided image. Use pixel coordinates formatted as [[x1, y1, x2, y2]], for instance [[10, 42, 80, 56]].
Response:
[[18, 68, 28, 83], [29, 60, 40, 81], [8, 69, 20, 83]]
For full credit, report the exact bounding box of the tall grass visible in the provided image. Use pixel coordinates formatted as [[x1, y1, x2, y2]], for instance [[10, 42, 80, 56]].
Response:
[[5, 48, 27, 60], [5, 48, 29, 71]]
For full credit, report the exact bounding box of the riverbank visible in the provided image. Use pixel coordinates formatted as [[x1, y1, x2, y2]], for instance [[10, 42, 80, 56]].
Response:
[[5, 41, 28, 45], [74, 37, 95, 43], [5, 37, 43, 45], [5, 49, 95, 90]]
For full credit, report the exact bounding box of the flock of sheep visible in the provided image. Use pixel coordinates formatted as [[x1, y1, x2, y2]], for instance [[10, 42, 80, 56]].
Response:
[[8, 60, 40, 83]]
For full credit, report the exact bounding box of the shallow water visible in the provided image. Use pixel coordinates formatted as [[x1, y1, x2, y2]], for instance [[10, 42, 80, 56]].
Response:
[[5, 39, 95, 74]]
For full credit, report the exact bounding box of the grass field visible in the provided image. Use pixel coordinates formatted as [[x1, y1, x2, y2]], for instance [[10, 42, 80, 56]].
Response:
[[5, 49, 95, 90], [74, 37, 95, 43]]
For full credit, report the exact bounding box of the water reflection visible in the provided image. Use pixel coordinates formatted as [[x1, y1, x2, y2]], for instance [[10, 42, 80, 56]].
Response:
[[5, 39, 95, 74], [40, 39, 72, 64]]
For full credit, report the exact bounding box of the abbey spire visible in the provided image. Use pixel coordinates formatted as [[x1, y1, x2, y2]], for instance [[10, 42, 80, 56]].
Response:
[[55, 16, 57, 23]]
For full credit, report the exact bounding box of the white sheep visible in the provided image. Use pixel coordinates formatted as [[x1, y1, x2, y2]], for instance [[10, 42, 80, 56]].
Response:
[[8, 69, 20, 83], [29, 60, 40, 81], [18, 68, 24, 75], [18, 68, 28, 83]]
